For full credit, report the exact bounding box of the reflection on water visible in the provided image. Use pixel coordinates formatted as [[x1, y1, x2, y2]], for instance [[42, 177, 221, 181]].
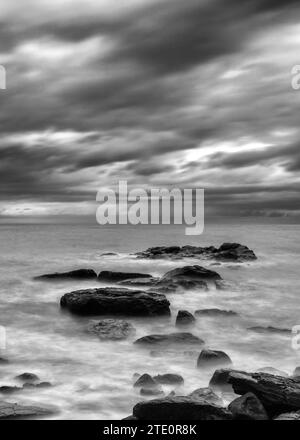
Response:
[[0, 223, 299, 419]]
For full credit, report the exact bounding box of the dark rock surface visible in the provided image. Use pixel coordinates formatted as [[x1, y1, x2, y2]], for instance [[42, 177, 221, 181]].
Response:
[[257, 367, 288, 377], [15, 373, 39, 383], [153, 374, 184, 385], [132, 396, 233, 420], [228, 371, 300, 414], [0, 386, 22, 394], [197, 349, 232, 368], [274, 410, 300, 420], [136, 243, 257, 262], [188, 387, 223, 406], [134, 374, 158, 389], [228, 392, 269, 420], [88, 319, 135, 340], [60, 287, 170, 316], [0, 358, 9, 364], [195, 309, 237, 317], [247, 326, 291, 335], [134, 333, 204, 346], [35, 269, 97, 280], [176, 310, 196, 327], [0, 401, 57, 419], [23, 382, 52, 389], [98, 271, 153, 283], [140, 388, 164, 397], [209, 368, 241, 392]]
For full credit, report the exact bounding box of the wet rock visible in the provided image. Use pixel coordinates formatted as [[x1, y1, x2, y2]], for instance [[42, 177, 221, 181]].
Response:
[[136, 243, 257, 262], [209, 369, 239, 392], [119, 278, 160, 287], [161, 265, 221, 284], [15, 373, 39, 383], [98, 271, 153, 283], [257, 367, 288, 377], [247, 326, 291, 335], [197, 349, 232, 369], [0, 401, 57, 419], [153, 374, 184, 385], [134, 374, 158, 389], [101, 252, 117, 256], [228, 371, 300, 414], [135, 333, 204, 346], [23, 382, 52, 389], [60, 287, 170, 317], [176, 310, 196, 327], [132, 396, 233, 420], [88, 319, 135, 340], [189, 387, 223, 406], [0, 386, 22, 394], [274, 410, 300, 420], [228, 392, 269, 420], [140, 388, 164, 397], [195, 309, 237, 317], [292, 367, 300, 378], [35, 269, 97, 280]]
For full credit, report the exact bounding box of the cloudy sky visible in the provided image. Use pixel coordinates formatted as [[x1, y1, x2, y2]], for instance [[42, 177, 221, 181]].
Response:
[[0, 0, 300, 220]]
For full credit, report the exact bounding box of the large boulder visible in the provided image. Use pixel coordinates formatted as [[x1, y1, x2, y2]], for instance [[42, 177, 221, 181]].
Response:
[[134, 333, 204, 346], [15, 373, 39, 383], [132, 396, 232, 420], [134, 374, 158, 389], [228, 392, 269, 420], [209, 368, 238, 392], [197, 349, 232, 369], [188, 387, 223, 406], [35, 269, 97, 280], [0, 401, 58, 419], [176, 310, 195, 327], [136, 243, 256, 262], [161, 265, 221, 283], [60, 287, 170, 316], [228, 371, 300, 415], [98, 271, 153, 283], [88, 319, 135, 340]]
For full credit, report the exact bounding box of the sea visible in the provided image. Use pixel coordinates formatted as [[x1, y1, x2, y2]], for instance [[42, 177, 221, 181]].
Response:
[[0, 220, 299, 419]]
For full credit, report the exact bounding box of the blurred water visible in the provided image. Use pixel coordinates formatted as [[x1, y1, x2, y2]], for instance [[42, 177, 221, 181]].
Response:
[[0, 222, 299, 419]]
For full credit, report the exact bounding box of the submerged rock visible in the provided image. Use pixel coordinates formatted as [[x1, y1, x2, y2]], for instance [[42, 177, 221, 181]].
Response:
[[35, 269, 97, 280], [136, 243, 257, 262], [88, 319, 135, 340], [247, 326, 291, 335], [195, 309, 237, 317], [153, 374, 184, 385], [134, 374, 158, 389], [0, 386, 22, 394], [228, 392, 269, 420], [197, 349, 232, 369], [132, 396, 232, 420], [23, 382, 52, 389], [140, 388, 164, 397], [134, 333, 204, 346], [98, 271, 153, 282], [175, 310, 196, 327], [0, 401, 57, 419], [60, 287, 170, 316], [15, 373, 39, 383], [188, 387, 223, 406]]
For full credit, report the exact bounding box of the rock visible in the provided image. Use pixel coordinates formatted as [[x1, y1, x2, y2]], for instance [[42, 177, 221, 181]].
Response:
[[176, 310, 196, 326], [134, 374, 158, 389], [195, 309, 237, 317], [247, 326, 291, 335], [0, 386, 22, 394], [209, 369, 238, 392], [274, 410, 300, 420], [257, 367, 288, 377], [35, 269, 97, 280], [15, 373, 39, 383], [23, 382, 52, 389], [197, 349, 232, 369], [101, 252, 117, 256], [132, 396, 232, 420], [228, 392, 269, 420], [122, 415, 138, 420], [0, 401, 57, 419], [140, 388, 164, 397], [153, 374, 184, 385], [119, 278, 160, 287], [228, 371, 300, 415], [136, 243, 257, 262], [161, 265, 221, 284], [88, 319, 135, 340], [293, 367, 300, 378], [60, 287, 170, 316], [98, 271, 153, 283], [134, 333, 204, 346], [189, 387, 223, 406]]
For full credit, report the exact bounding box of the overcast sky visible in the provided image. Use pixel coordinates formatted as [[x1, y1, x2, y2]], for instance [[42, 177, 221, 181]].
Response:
[[0, 0, 300, 220]]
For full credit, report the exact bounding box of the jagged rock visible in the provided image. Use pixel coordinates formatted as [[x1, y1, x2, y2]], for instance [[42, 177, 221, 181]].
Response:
[[134, 374, 158, 389], [228, 371, 300, 414], [140, 388, 164, 397], [136, 243, 256, 262], [197, 349, 232, 368], [228, 392, 269, 420], [189, 387, 223, 406], [176, 310, 196, 326], [274, 410, 300, 420], [60, 287, 170, 316], [153, 374, 184, 385], [88, 319, 135, 340], [0, 401, 57, 419], [15, 373, 39, 383], [257, 367, 288, 377], [35, 269, 97, 280], [195, 309, 237, 317], [134, 333, 204, 346], [98, 271, 153, 282], [209, 369, 239, 392], [132, 396, 233, 420], [247, 326, 291, 335]]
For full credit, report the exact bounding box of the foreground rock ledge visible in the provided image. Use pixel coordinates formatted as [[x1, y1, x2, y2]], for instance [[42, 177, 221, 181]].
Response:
[[60, 287, 170, 316], [0, 401, 57, 419]]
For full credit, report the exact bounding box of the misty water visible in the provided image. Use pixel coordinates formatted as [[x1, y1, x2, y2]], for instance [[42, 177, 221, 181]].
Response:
[[0, 221, 299, 419]]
